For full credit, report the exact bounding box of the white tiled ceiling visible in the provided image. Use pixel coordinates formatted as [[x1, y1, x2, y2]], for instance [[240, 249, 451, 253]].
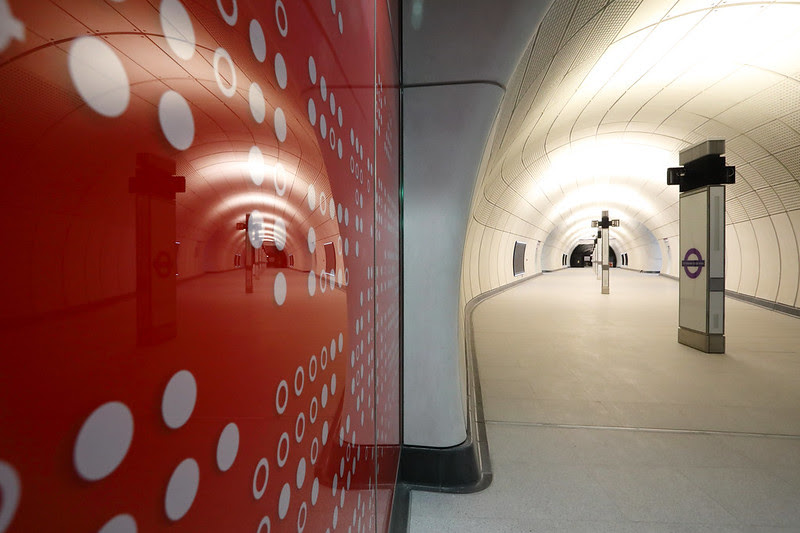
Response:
[[475, 0, 800, 274]]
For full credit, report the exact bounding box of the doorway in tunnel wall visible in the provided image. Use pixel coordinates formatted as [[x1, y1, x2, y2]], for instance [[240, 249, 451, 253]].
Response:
[[513, 241, 527, 276]]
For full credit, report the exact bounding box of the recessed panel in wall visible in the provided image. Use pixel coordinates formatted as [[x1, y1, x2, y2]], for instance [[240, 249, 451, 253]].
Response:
[[513, 241, 527, 276]]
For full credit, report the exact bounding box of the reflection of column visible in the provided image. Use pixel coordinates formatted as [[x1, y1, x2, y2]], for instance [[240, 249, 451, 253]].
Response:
[[594, 233, 601, 279], [128, 154, 185, 346], [668, 140, 735, 353], [244, 213, 253, 293]]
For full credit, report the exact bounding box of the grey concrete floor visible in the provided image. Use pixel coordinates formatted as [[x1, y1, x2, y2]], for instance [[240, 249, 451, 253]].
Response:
[[409, 269, 800, 532]]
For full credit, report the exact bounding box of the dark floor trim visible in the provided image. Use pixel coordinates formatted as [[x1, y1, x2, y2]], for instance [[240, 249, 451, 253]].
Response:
[[725, 290, 800, 318], [390, 273, 543, 532], [389, 483, 410, 533], [403, 79, 506, 91], [485, 419, 800, 440]]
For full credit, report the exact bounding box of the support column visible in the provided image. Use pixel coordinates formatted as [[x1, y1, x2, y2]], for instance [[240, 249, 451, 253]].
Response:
[[601, 211, 610, 294], [668, 140, 735, 353], [592, 211, 619, 294], [594, 234, 601, 280], [128, 154, 185, 346]]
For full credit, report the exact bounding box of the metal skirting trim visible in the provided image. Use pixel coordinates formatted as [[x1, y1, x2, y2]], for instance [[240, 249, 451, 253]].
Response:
[[485, 420, 800, 440], [725, 290, 800, 318], [678, 327, 725, 353]]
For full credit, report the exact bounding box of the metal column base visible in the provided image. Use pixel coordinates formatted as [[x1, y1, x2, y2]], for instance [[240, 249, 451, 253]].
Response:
[[601, 287, 609, 294], [678, 327, 725, 353]]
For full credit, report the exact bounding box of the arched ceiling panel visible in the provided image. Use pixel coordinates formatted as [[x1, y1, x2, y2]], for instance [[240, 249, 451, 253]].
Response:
[[472, 0, 800, 272]]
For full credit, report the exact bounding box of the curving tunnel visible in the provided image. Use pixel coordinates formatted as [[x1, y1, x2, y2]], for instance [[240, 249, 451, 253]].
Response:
[[2, 0, 800, 531], [403, 0, 800, 453]]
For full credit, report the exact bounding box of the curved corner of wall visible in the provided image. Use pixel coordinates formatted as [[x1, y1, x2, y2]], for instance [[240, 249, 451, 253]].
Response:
[[402, 82, 503, 447], [726, 212, 800, 311]]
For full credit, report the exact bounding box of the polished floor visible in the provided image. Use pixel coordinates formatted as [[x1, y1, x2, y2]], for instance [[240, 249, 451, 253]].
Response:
[[409, 268, 800, 532]]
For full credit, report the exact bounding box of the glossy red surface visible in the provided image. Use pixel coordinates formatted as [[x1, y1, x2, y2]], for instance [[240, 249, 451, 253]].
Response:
[[0, 0, 400, 531]]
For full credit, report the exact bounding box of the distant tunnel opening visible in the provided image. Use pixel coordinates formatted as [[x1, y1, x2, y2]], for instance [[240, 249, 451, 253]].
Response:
[[570, 244, 616, 267]]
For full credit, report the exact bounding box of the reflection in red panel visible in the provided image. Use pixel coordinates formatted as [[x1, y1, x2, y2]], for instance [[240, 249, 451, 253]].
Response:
[[374, 0, 402, 530], [0, 0, 400, 531]]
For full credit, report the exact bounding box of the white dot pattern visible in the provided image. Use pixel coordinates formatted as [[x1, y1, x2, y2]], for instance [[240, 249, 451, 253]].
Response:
[[69, 37, 130, 118], [7, 0, 402, 531], [74, 402, 134, 481]]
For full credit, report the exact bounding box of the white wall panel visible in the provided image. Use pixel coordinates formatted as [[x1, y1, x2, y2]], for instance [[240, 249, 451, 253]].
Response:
[[478, 225, 494, 295], [773, 213, 800, 306], [788, 210, 800, 306], [734, 221, 759, 296], [660, 236, 680, 276], [500, 232, 514, 283], [752, 217, 781, 301], [488, 229, 503, 288], [725, 224, 743, 291]]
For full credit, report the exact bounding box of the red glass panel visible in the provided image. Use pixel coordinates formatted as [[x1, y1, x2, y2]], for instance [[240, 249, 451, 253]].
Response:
[[0, 0, 400, 531]]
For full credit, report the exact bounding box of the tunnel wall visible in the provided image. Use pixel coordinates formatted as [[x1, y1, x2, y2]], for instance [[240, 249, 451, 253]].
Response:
[[0, 0, 400, 531]]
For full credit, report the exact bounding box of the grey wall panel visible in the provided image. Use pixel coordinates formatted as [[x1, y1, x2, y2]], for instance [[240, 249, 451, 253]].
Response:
[[402, 0, 551, 86], [403, 83, 504, 447]]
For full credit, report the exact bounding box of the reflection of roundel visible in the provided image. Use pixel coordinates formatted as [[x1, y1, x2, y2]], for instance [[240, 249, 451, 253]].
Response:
[[682, 248, 705, 279]]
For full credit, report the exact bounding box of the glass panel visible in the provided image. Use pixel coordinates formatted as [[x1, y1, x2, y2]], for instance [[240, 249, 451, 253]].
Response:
[[0, 0, 400, 530]]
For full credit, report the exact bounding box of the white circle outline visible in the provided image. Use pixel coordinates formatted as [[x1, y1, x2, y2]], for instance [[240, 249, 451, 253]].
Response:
[[310, 397, 319, 423], [213, 47, 237, 97], [297, 502, 308, 533], [275, 0, 288, 37], [311, 438, 320, 464], [277, 432, 290, 467], [276, 380, 289, 414], [309, 355, 318, 381], [295, 412, 306, 443], [252, 458, 269, 500], [217, 0, 238, 25], [294, 366, 304, 396]]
